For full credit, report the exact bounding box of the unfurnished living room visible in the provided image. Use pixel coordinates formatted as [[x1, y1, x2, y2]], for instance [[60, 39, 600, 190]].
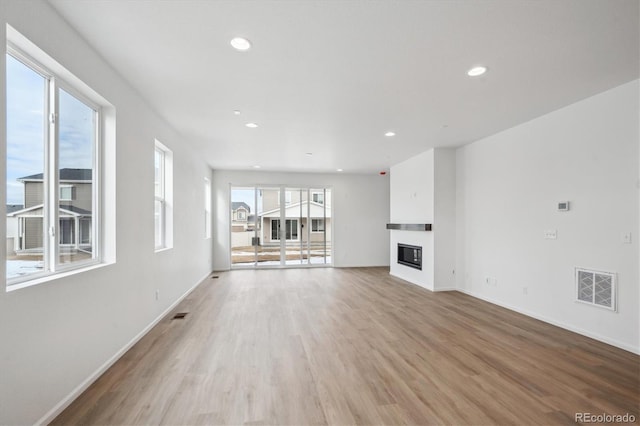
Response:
[[0, 1, 638, 425]]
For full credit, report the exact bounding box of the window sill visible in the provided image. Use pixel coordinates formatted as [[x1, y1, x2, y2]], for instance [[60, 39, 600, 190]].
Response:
[[6, 261, 114, 293], [155, 247, 173, 254]]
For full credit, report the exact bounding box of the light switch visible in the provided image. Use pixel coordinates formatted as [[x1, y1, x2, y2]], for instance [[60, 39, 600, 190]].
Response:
[[623, 233, 632, 244], [544, 229, 557, 240]]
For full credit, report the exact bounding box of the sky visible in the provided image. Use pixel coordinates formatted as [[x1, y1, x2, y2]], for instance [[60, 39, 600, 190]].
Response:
[[6, 54, 94, 205]]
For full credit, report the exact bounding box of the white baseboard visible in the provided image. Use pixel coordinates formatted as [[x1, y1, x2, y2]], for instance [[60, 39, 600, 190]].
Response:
[[35, 271, 212, 426], [434, 286, 457, 292], [389, 271, 434, 291], [457, 288, 640, 355]]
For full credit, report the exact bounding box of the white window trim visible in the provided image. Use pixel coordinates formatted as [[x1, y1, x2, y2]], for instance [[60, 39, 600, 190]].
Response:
[[204, 177, 211, 239], [5, 31, 107, 288], [154, 139, 173, 252]]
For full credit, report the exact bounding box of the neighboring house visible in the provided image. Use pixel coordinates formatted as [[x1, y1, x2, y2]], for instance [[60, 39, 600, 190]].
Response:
[[258, 190, 331, 245], [7, 168, 92, 253], [231, 201, 251, 232], [6, 204, 23, 255]]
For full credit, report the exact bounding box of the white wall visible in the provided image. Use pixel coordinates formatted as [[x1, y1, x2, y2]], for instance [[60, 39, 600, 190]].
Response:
[[212, 170, 390, 270], [389, 148, 456, 291], [389, 150, 435, 289], [0, 2, 214, 424], [433, 149, 456, 290], [456, 80, 639, 353]]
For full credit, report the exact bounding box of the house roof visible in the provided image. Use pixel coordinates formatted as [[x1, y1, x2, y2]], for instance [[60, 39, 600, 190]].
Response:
[[8, 204, 92, 217], [19, 168, 92, 182], [60, 205, 92, 215], [261, 201, 331, 219], [231, 201, 250, 213], [6, 204, 24, 214]]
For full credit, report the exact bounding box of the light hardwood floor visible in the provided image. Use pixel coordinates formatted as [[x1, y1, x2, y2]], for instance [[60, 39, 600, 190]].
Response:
[[53, 267, 639, 425]]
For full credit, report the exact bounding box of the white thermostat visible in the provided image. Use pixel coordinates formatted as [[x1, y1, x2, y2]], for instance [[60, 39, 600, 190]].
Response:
[[558, 201, 570, 211]]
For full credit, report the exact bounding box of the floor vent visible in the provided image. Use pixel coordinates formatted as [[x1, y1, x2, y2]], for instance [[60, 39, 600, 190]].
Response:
[[575, 268, 616, 311], [211, 275, 219, 279], [172, 312, 188, 320]]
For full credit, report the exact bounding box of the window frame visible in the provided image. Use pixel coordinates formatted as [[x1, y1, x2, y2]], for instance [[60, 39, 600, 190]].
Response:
[[311, 218, 325, 233], [270, 218, 299, 241], [154, 146, 166, 250], [312, 191, 324, 204], [204, 177, 212, 239], [154, 139, 173, 252], [59, 184, 75, 201], [6, 44, 102, 287]]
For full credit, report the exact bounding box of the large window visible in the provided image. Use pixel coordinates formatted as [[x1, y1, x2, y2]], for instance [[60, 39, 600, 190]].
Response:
[[6, 46, 100, 285], [231, 186, 331, 267], [154, 140, 173, 250], [204, 177, 211, 239]]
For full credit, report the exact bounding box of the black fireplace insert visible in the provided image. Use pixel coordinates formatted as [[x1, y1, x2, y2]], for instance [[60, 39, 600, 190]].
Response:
[[397, 243, 422, 270]]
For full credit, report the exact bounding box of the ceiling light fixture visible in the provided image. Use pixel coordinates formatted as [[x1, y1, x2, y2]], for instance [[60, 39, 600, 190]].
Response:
[[337, 168, 343, 172], [230, 37, 252, 51], [467, 66, 487, 77], [385, 131, 396, 137], [253, 165, 261, 169], [245, 123, 258, 128], [306, 152, 313, 156], [233, 110, 241, 115]]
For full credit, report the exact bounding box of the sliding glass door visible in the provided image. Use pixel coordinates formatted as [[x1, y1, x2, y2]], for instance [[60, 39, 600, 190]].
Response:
[[230, 185, 331, 268]]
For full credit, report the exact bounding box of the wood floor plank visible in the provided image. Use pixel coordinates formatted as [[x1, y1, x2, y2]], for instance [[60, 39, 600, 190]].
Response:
[[52, 267, 639, 425]]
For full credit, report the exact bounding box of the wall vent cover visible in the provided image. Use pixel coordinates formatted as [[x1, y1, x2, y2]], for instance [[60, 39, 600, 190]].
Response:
[[575, 268, 616, 311]]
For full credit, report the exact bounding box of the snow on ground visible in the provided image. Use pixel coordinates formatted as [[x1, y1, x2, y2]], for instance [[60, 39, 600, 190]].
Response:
[[7, 260, 43, 278], [232, 257, 332, 266]]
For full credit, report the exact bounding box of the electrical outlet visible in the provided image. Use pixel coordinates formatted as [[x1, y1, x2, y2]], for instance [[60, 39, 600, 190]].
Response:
[[623, 232, 632, 244], [544, 229, 557, 240], [491, 277, 498, 287]]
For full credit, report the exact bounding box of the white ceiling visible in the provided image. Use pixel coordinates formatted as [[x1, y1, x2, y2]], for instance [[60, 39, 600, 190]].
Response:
[[48, 0, 639, 174]]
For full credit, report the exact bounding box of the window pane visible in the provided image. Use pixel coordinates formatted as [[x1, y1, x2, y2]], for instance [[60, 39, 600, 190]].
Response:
[[155, 199, 164, 248], [154, 149, 163, 198], [60, 185, 74, 201], [204, 178, 211, 238], [6, 54, 46, 281], [58, 88, 95, 265]]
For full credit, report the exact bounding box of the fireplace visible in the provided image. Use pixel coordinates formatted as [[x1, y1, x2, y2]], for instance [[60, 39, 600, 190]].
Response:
[[397, 243, 422, 270]]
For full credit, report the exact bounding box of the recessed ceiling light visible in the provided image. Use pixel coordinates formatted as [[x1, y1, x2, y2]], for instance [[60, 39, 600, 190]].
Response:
[[253, 165, 261, 169], [337, 168, 343, 172], [467, 66, 487, 77], [245, 123, 258, 128], [305, 152, 313, 156], [385, 131, 396, 137], [233, 110, 241, 115], [230, 37, 252, 51]]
